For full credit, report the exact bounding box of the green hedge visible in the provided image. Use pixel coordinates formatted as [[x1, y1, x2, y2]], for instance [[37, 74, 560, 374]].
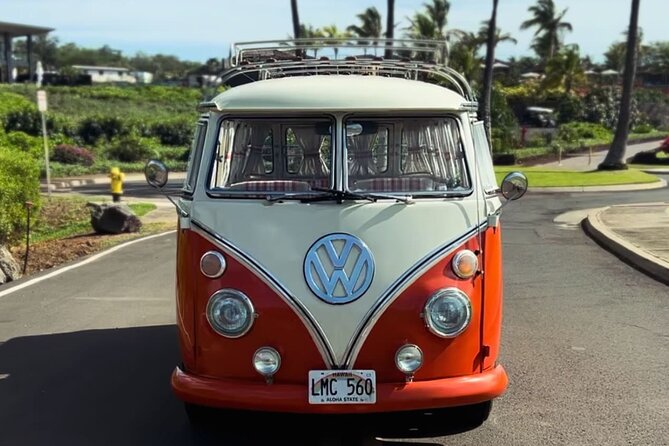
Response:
[[0, 148, 41, 244]]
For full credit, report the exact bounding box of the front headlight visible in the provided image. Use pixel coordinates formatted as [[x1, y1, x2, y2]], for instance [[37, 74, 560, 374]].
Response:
[[206, 289, 255, 338], [423, 288, 472, 338]]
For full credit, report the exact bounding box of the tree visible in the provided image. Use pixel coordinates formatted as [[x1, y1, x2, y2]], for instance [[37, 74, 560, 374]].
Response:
[[406, 0, 451, 40], [599, 0, 641, 170], [449, 37, 482, 83], [542, 45, 585, 93], [424, 0, 450, 38], [385, 0, 395, 59], [604, 42, 626, 72], [347, 7, 383, 48], [291, 0, 301, 38], [322, 25, 351, 59], [478, 22, 518, 47], [479, 0, 499, 145], [520, 0, 573, 62], [298, 25, 325, 57]]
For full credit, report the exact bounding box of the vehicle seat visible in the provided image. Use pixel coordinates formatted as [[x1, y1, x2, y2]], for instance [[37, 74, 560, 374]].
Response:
[[351, 177, 434, 192], [227, 180, 311, 192]]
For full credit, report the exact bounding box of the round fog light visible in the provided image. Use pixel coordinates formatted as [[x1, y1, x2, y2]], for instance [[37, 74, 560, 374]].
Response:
[[201, 251, 226, 278], [395, 344, 423, 374], [253, 347, 281, 377]]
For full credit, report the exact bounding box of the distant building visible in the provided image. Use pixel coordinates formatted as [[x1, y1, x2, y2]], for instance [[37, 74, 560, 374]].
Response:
[[72, 65, 137, 84], [131, 71, 154, 84], [0, 21, 54, 83]]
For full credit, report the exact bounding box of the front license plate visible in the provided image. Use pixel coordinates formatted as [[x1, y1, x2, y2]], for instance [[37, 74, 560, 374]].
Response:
[[308, 370, 376, 404]]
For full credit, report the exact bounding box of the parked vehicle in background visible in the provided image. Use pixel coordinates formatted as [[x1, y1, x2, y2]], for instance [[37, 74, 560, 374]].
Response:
[[522, 106, 557, 128], [145, 37, 527, 436]]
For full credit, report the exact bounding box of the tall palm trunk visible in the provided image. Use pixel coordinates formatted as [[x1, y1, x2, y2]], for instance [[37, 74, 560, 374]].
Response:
[[599, 0, 641, 170], [479, 0, 499, 147], [385, 0, 395, 59], [291, 0, 301, 38]]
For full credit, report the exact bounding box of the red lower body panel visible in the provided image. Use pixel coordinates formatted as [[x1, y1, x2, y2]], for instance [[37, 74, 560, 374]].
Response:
[[172, 364, 508, 414]]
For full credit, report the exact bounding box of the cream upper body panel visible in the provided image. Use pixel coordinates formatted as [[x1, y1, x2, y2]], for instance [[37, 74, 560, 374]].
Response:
[[207, 75, 469, 112]]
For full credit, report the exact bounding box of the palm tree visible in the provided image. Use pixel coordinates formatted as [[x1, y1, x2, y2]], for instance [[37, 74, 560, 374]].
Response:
[[290, 0, 301, 38], [347, 7, 383, 49], [299, 25, 325, 57], [479, 0, 499, 145], [542, 45, 585, 93], [424, 0, 450, 38], [449, 39, 482, 83], [322, 25, 351, 59], [599, 0, 641, 170], [520, 0, 573, 62], [478, 22, 518, 47], [385, 0, 395, 59]]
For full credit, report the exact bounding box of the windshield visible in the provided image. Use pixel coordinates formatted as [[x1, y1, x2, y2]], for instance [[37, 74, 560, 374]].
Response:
[[209, 118, 333, 193], [345, 117, 470, 194]]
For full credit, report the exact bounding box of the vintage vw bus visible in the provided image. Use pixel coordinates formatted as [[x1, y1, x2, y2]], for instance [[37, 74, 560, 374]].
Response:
[[145, 38, 527, 433]]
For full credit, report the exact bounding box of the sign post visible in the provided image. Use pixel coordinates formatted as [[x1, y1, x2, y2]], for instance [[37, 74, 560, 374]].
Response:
[[37, 90, 50, 198]]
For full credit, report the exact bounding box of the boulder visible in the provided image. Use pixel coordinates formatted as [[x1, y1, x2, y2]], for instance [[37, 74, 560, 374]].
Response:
[[87, 203, 142, 235], [0, 245, 21, 284]]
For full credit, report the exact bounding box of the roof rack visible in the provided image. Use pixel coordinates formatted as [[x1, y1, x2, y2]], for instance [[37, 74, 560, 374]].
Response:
[[221, 38, 477, 104]]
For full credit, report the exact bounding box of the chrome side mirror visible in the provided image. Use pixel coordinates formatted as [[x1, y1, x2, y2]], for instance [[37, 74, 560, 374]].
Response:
[[500, 171, 528, 201], [145, 159, 169, 189], [144, 159, 189, 217]]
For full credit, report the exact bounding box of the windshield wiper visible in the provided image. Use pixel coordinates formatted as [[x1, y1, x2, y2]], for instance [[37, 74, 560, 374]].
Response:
[[267, 188, 415, 204], [307, 187, 376, 203]]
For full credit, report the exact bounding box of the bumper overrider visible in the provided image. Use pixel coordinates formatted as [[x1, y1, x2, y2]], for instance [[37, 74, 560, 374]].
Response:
[[172, 365, 508, 414]]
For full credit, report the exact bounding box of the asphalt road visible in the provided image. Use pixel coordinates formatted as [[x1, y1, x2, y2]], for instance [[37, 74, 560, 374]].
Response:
[[0, 181, 667, 446]]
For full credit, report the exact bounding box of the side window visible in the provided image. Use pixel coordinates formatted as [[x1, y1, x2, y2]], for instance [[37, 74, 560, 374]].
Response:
[[471, 122, 497, 193], [184, 121, 208, 193]]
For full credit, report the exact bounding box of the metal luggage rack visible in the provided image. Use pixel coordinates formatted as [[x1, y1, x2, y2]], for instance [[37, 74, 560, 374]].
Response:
[[220, 38, 477, 104]]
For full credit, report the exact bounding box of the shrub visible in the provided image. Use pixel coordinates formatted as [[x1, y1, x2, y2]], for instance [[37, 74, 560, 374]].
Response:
[[106, 133, 159, 162], [1, 131, 42, 159], [155, 146, 189, 161], [632, 123, 654, 134], [490, 84, 520, 152], [78, 115, 133, 145], [557, 122, 612, 143], [150, 117, 194, 146], [4, 107, 42, 135], [51, 144, 95, 166], [0, 149, 41, 244]]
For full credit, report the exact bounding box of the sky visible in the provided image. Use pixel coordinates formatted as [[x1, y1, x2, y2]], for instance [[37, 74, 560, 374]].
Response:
[[2, 0, 666, 63]]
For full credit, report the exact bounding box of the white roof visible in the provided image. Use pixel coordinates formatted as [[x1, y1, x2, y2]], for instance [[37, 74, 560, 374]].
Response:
[[72, 65, 129, 72], [209, 76, 468, 112]]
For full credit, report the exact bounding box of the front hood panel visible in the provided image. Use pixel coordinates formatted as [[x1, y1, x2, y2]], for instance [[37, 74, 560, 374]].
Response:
[[191, 199, 481, 366]]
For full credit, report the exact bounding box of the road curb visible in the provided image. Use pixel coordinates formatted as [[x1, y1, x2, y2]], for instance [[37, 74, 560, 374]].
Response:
[[529, 178, 667, 193], [582, 207, 669, 285]]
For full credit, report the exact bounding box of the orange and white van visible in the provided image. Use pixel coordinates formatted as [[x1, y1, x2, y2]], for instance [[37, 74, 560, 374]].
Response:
[[145, 38, 527, 433]]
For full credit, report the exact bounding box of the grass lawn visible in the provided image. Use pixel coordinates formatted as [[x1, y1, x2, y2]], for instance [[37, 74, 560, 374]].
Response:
[[31, 196, 157, 243], [510, 131, 668, 161], [495, 166, 660, 187]]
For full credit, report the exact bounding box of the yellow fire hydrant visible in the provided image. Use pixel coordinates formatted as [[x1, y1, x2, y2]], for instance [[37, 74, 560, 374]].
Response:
[[109, 167, 125, 202]]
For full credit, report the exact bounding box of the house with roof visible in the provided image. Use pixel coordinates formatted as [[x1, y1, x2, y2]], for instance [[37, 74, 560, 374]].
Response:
[[72, 65, 137, 84]]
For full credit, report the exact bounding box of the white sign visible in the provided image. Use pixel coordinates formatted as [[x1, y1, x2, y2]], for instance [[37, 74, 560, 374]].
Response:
[[37, 90, 48, 112]]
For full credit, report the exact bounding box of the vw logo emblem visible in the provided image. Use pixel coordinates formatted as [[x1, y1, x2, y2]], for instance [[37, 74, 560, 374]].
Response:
[[304, 233, 375, 304]]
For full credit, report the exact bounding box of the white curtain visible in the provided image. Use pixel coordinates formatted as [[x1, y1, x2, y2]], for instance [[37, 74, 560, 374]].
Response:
[[402, 123, 431, 174], [348, 133, 378, 177], [228, 123, 252, 184], [294, 127, 328, 176], [242, 123, 271, 178]]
